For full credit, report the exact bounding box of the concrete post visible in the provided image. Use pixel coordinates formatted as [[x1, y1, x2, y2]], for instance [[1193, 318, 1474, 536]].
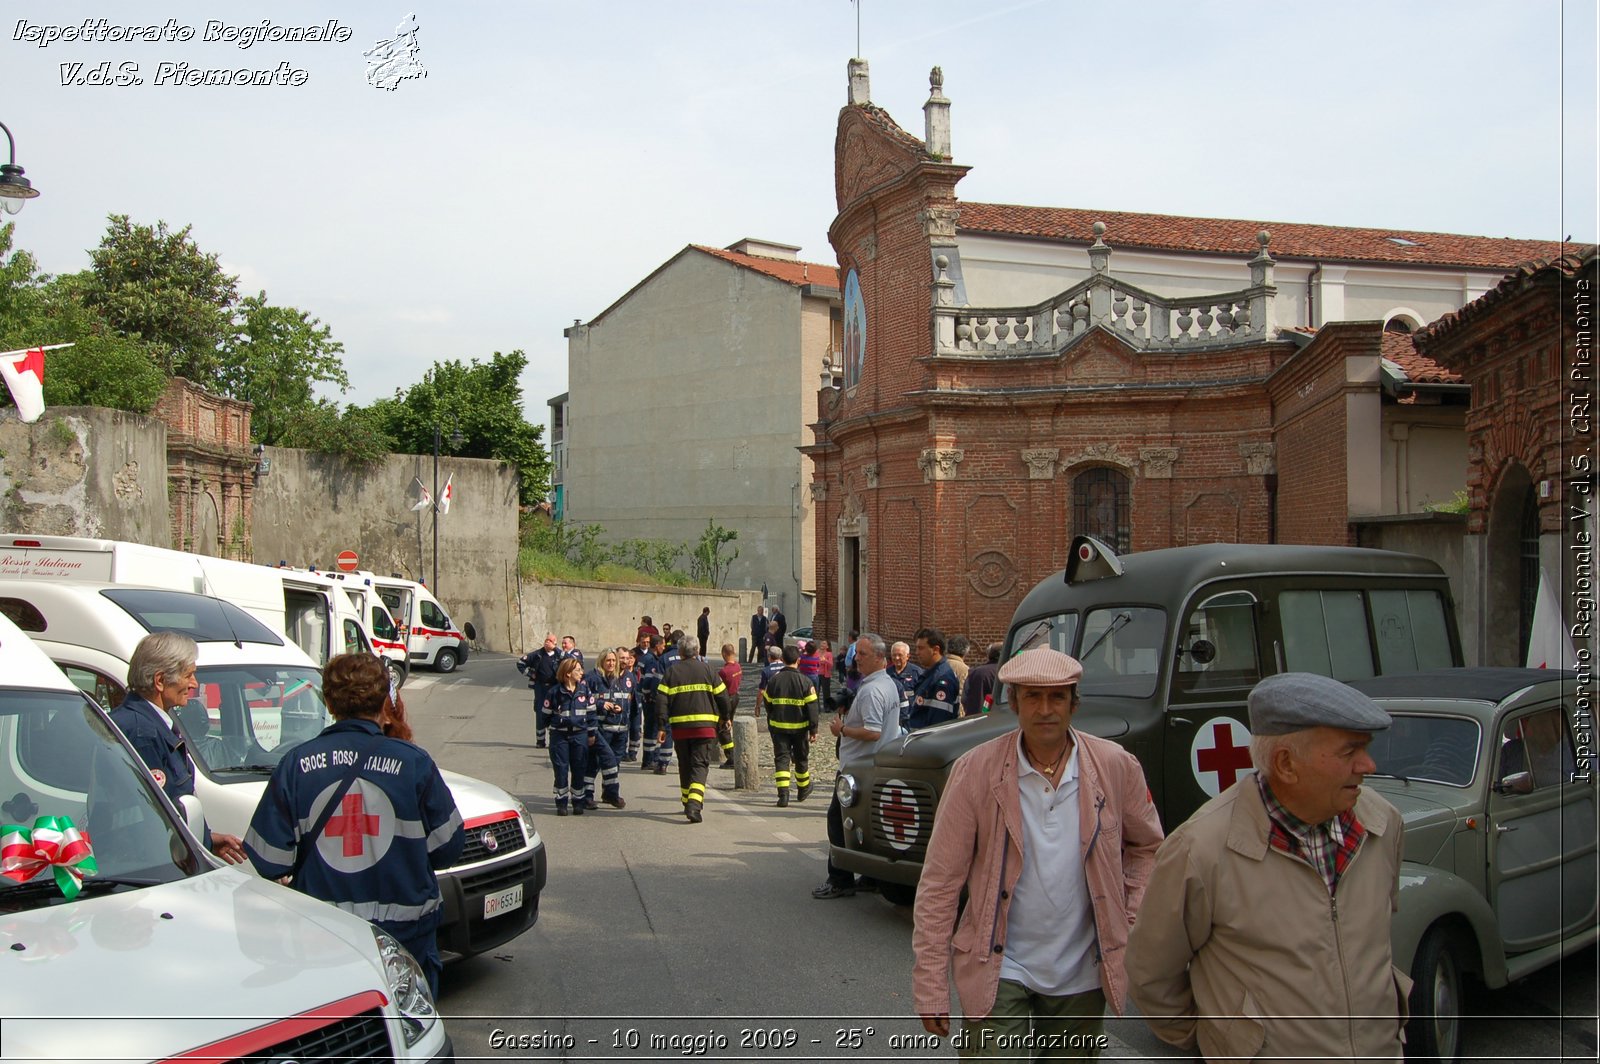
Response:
[[732, 716, 761, 791]]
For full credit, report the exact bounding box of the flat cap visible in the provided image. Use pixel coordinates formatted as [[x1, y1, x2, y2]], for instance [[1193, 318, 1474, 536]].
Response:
[[997, 646, 1083, 687], [1247, 672, 1391, 736]]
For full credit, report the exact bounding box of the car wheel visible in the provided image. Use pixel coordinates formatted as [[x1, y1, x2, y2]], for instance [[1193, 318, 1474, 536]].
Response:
[[878, 882, 916, 907], [1407, 925, 1463, 1062], [434, 648, 458, 674], [386, 659, 406, 691]]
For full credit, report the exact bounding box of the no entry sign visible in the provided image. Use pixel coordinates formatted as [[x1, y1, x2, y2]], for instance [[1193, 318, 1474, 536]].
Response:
[[336, 550, 359, 572]]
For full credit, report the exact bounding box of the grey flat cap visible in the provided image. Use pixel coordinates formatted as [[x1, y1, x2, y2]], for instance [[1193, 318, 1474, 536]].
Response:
[[1247, 672, 1392, 736]]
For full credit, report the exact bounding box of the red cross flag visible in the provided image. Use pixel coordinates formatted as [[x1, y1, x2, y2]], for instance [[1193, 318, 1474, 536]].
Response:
[[438, 472, 454, 515], [409, 476, 432, 512], [1526, 568, 1578, 669], [1190, 717, 1254, 797], [0, 344, 69, 424]]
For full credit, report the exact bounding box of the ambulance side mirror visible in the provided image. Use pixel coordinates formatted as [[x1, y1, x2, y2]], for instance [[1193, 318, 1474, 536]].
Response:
[[178, 794, 206, 844]]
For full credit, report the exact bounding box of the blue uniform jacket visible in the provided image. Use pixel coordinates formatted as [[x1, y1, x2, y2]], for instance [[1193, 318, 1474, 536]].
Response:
[[542, 683, 597, 735], [519, 646, 563, 688], [636, 651, 664, 697], [244, 719, 465, 937], [908, 658, 959, 729], [590, 673, 636, 732], [108, 693, 197, 805]]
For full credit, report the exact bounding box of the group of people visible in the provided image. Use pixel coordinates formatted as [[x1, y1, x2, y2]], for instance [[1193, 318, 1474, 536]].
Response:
[[905, 644, 1413, 1061]]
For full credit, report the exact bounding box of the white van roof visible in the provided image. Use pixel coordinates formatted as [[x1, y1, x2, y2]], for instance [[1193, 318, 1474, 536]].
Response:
[[0, 610, 78, 692]]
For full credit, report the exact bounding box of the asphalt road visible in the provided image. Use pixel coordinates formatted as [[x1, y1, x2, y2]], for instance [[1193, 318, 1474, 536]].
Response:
[[404, 656, 1597, 1063]]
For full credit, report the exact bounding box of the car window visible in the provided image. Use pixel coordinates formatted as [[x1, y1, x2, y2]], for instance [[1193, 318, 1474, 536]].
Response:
[[1368, 712, 1480, 787], [100, 589, 284, 645], [1077, 606, 1165, 698], [1369, 589, 1454, 674], [1495, 706, 1578, 791], [1174, 591, 1260, 697], [57, 664, 126, 709], [370, 605, 398, 641], [180, 666, 329, 775], [342, 619, 369, 655], [1280, 590, 1375, 681], [420, 600, 449, 629]]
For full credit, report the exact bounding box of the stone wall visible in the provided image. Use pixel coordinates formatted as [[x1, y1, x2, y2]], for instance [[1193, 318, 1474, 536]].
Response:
[[0, 407, 169, 542], [251, 446, 521, 653], [514, 579, 763, 658]]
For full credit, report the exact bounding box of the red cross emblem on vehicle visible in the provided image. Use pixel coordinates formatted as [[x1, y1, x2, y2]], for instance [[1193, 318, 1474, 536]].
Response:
[[1190, 717, 1254, 797], [878, 779, 921, 852], [325, 794, 382, 856]]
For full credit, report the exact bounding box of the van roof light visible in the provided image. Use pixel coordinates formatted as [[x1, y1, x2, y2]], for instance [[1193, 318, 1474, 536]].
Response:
[[1065, 535, 1124, 584]]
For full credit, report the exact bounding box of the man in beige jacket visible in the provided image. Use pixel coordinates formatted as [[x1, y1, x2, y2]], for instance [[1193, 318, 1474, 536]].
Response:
[[1126, 671, 1410, 1063]]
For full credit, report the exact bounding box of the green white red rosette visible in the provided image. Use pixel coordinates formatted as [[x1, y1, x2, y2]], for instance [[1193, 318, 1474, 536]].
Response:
[[1, 816, 98, 899]]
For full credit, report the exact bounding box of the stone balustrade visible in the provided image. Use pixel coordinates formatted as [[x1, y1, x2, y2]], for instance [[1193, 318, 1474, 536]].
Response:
[[933, 224, 1278, 357]]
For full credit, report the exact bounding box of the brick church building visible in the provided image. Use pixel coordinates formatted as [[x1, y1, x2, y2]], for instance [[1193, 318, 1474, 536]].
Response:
[[805, 60, 1570, 647]]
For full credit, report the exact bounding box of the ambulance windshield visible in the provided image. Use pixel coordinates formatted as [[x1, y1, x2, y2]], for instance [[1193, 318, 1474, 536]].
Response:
[[178, 666, 329, 777]]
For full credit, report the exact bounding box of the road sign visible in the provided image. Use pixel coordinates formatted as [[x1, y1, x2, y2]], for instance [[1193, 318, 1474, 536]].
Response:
[[336, 550, 359, 572]]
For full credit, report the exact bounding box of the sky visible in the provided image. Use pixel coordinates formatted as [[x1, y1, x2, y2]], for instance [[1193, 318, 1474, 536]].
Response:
[[3, 1, 1596, 427]]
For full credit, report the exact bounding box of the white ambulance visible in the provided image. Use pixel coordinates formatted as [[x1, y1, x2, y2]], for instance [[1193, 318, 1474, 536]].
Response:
[[0, 609, 455, 1061], [325, 569, 414, 687], [0, 580, 548, 962], [356, 571, 473, 674]]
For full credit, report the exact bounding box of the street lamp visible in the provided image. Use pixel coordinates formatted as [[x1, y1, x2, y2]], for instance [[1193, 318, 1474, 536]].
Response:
[[0, 121, 40, 215], [431, 418, 462, 594]]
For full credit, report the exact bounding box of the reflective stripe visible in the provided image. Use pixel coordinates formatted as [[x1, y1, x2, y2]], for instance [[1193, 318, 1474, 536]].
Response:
[[687, 783, 706, 797], [243, 828, 296, 868], [658, 682, 724, 696], [426, 810, 464, 852], [767, 719, 812, 730], [335, 896, 442, 923], [668, 712, 720, 725], [766, 694, 817, 707], [918, 696, 956, 712]]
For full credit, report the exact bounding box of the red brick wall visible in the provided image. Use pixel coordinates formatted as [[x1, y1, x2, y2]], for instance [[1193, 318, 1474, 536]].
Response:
[[151, 378, 256, 560]]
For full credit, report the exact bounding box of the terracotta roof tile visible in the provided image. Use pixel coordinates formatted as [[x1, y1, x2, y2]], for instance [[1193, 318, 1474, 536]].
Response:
[[957, 202, 1565, 270], [691, 245, 840, 290], [1382, 332, 1460, 384], [1413, 248, 1597, 352]]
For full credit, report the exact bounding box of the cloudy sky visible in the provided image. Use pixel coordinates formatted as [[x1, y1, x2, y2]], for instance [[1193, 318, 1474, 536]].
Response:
[[4, 1, 1595, 425]]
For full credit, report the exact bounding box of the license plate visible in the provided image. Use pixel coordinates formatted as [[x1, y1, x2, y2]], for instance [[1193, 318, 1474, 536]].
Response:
[[483, 884, 523, 919]]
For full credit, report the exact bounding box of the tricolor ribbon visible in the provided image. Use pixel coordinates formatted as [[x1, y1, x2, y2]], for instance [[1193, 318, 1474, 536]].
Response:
[[1, 816, 98, 900]]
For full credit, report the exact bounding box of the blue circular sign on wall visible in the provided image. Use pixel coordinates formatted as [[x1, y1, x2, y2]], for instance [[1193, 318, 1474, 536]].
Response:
[[843, 268, 866, 388]]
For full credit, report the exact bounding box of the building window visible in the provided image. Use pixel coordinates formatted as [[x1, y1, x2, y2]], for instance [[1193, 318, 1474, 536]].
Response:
[[1518, 486, 1539, 664], [1072, 467, 1130, 553]]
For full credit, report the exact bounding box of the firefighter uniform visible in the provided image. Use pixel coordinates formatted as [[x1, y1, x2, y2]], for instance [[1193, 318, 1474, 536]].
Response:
[[583, 671, 631, 808], [243, 718, 465, 995], [907, 657, 959, 730], [542, 682, 597, 815], [653, 655, 733, 822], [762, 666, 819, 806]]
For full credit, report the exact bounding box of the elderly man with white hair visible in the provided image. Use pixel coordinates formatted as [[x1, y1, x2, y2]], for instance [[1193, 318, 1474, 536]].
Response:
[[1126, 671, 1408, 1063], [912, 645, 1163, 1058]]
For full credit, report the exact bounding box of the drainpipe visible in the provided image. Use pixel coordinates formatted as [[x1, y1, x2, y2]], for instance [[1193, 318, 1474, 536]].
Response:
[[1307, 263, 1322, 328]]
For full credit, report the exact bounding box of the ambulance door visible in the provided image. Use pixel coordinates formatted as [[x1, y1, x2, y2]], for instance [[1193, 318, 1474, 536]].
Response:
[[1163, 590, 1262, 825]]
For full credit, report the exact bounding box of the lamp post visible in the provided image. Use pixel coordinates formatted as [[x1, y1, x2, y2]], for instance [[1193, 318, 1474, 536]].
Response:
[[0, 121, 40, 214], [431, 418, 462, 594]]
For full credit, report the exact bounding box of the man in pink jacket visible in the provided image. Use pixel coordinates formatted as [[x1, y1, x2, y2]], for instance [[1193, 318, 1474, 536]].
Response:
[[912, 646, 1164, 1058]]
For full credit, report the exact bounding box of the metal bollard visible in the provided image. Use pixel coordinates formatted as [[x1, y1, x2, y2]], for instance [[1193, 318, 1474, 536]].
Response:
[[732, 717, 760, 791]]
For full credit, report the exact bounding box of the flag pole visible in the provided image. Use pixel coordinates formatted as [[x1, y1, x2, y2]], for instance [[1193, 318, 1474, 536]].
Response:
[[0, 343, 74, 358]]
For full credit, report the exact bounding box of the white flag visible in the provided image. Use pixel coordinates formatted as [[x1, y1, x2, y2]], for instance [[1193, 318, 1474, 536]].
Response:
[[410, 477, 432, 512], [438, 473, 454, 515], [0, 346, 46, 423], [1525, 567, 1578, 669]]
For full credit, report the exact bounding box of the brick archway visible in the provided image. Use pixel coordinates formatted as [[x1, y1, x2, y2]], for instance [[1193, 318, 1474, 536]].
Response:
[[1483, 461, 1535, 666]]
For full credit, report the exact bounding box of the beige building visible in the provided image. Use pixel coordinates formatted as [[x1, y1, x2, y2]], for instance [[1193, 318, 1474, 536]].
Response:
[[561, 239, 841, 627]]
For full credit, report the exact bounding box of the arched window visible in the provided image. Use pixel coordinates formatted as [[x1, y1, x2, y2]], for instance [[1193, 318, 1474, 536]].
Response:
[[1072, 467, 1130, 553], [1518, 485, 1540, 664]]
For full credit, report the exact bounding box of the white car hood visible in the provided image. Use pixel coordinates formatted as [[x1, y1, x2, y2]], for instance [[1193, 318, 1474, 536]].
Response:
[[1, 868, 391, 1061]]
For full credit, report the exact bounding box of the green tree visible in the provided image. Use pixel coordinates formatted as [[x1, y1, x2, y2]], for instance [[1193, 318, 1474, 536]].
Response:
[[276, 399, 394, 467], [367, 349, 552, 505], [688, 519, 739, 589], [0, 226, 166, 413], [218, 291, 349, 446], [78, 214, 238, 384]]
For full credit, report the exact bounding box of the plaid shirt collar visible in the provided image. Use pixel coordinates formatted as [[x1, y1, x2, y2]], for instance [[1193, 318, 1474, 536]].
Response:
[[1256, 771, 1366, 895]]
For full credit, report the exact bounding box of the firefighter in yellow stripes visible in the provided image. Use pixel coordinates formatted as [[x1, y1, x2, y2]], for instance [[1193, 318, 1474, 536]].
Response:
[[761, 645, 820, 807], [653, 634, 734, 823]]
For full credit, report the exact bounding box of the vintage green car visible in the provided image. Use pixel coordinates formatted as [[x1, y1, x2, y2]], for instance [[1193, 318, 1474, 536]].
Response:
[[1350, 667, 1595, 1062]]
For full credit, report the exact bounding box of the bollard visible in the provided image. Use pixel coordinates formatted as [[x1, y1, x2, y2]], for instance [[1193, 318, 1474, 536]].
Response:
[[732, 717, 761, 791]]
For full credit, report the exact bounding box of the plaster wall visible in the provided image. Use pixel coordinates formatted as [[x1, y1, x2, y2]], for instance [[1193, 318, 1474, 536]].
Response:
[[0, 408, 169, 544], [251, 447, 520, 653], [565, 250, 827, 625], [1380, 409, 1468, 514], [514, 579, 763, 659]]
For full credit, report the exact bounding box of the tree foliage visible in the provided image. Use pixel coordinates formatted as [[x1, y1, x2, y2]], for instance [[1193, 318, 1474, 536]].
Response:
[[688, 519, 739, 589], [275, 399, 395, 467], [219, 292, 348, 446], [365, 349, 551, 505], [78, 215, 239, 384]]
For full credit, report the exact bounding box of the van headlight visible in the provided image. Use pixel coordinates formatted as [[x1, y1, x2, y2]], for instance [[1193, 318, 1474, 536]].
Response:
[[835, 773, 859, 808], [372, 929, 438, 1047], [512, 796, 538, 844]]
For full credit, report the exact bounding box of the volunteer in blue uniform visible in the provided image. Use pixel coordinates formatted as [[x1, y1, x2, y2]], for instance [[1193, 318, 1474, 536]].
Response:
[[243, 653, 465, 995], [581, 650, 628, 809], [519, 632, 563, 748], [109, 631, 247, 864], [620, 647, 645, 760], [543, 657, 597, 815], [907, 627, 960, 730], [637, 635, 667, 769]]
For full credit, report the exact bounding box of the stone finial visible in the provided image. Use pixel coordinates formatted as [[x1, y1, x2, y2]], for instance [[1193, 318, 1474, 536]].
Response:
[[848, 58, 871, 106], [923, 65, 951, 160], [1088, 221, 1111, 275]]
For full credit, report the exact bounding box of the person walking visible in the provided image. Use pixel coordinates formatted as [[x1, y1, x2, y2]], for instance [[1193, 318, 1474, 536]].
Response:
[[244, 653, 465, 996], [716, 643, 742, 769], [543, 658, 597, 816], [913, 646, 1164, 1057], [748, 606, 767, 664], [763, 645, 820, 806], [653, 634, 733, 823], [1125, 672, 1408, 1063], [813, 633, 902, 899]]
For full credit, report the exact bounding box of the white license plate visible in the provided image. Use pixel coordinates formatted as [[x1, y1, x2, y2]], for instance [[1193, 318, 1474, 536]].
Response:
[[483, 884, 523, 919]]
